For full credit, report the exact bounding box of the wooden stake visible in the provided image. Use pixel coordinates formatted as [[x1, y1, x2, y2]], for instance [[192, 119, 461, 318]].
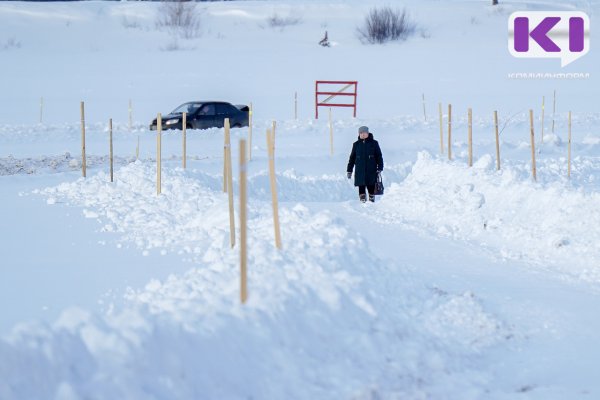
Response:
[[40, 97, 43, 124], [568, 111, 572, 179], [494, 110, 500, 171], [438, 102, 444, 154], [468, 108, 473, 167], [267, 129, 282, 249], [128, 99, 133, 132], [157, 113, 162, 194], [329, 108, 333, 156], [294, 91, 298, 120], [182, 112, 187, 169], [109, 118, 113, 183], [552, 89, 556, 134], [447, 104, 452, 160], [541, 96, 545, 144], [422, 93, 427, 122], [529, 109, 537, 182], [248, 102, 253, 161], [239, 139, 248, 304], [80, 101, 86, 178], [225, 118, 235, 248]]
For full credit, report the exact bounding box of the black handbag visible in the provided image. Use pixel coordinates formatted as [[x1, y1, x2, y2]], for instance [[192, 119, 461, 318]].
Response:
[[374, 172, 384, 195]]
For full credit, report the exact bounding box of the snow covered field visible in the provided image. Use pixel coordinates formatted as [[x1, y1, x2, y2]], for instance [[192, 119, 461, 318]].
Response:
[[1, 0, 599, 399]]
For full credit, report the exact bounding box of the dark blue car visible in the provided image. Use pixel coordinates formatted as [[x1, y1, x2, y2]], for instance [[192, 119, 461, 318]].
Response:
[[150, 101, 249, 130]]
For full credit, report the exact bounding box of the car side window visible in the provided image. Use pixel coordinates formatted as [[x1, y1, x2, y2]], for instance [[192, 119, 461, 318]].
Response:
[[216, 103, 235, 115], [198, 104, 215, 116], [188, 104, 201, 114]]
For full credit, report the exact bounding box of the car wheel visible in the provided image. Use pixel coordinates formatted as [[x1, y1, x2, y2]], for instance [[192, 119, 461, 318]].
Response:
[[232, 123, 242, 128]]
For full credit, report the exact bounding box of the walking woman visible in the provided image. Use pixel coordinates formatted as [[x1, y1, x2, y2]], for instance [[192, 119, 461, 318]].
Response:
[[347, 126, 384, 203]]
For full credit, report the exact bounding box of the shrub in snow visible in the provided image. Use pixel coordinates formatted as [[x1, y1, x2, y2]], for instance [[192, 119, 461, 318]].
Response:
[[1, 37, 21, 51], [267, 13, 302, 29], [357, 6, 416, 45], [156, 0, 201, 39]]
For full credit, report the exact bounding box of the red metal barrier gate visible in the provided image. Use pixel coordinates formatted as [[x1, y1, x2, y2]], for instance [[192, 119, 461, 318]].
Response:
[[315, 80, 358, 119]]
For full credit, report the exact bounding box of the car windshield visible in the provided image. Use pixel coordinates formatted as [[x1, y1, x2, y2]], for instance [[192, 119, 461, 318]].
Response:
[[171, 103, 202, 114]]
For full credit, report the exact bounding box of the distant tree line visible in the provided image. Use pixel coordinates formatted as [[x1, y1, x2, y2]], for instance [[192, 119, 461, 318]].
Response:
[[19, 0, 234, 2]]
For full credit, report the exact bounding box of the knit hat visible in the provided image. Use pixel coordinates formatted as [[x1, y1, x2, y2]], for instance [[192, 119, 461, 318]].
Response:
[[358, 126, 369, 134]]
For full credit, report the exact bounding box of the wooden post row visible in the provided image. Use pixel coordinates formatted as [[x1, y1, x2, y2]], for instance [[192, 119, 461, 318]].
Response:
[[468, 108, 473, 167], [81, 101, 86, 178], [109, 118, 114, 183], [529, 110, 537, 182], [267, 129, 282, 249], [225, 118, 235, 248], [239, 139, 248, 304], [494, 111, 500, 171], [182, 112, 187, 169], [438, 103, 444, 154], [157, 113, 162, 194], [447, 104, 452, 160]]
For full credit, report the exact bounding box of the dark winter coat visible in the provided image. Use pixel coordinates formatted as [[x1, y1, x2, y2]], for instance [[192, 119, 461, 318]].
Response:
[[347, 133, 384, 186]]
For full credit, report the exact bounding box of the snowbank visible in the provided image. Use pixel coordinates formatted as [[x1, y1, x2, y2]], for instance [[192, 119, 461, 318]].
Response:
[[0, 162, 512, 399], [370, 152, 600, 282]]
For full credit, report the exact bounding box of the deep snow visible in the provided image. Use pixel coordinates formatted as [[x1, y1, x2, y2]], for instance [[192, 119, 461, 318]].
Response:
[[1, 0, 600, 399]]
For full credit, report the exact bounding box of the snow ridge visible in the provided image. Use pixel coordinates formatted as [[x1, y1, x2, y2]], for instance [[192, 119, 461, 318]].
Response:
[[0, 161, 511, 399]]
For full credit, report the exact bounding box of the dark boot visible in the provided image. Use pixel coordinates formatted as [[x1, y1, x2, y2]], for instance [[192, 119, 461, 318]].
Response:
[[359, 194, 366, 203], [369, 194, 375, 202]]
